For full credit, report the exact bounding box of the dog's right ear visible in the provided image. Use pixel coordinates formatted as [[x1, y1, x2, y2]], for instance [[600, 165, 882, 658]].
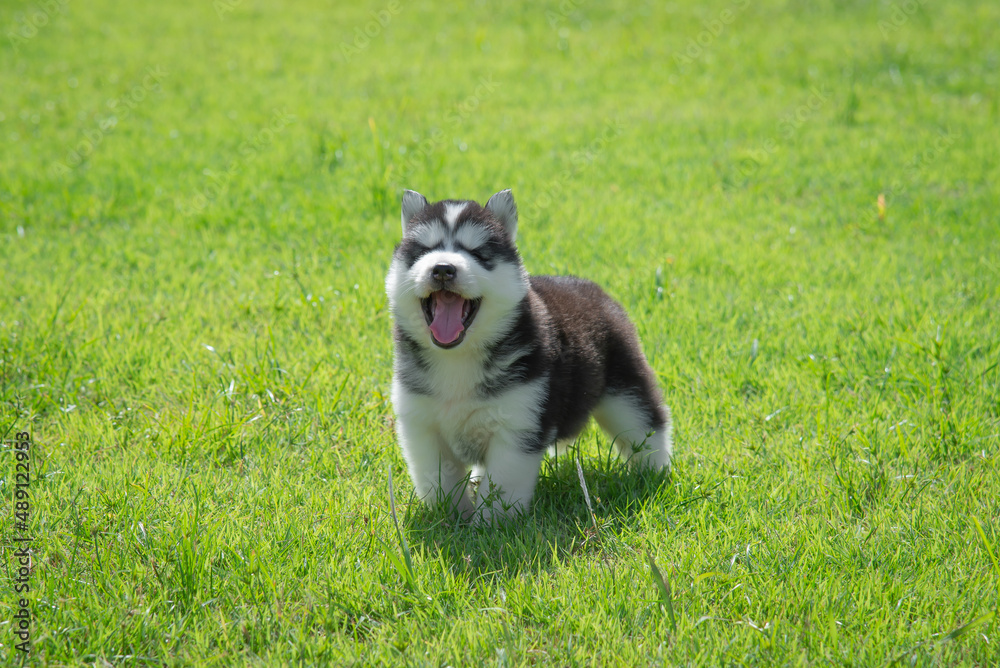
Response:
[[401, 189, 429, 235]]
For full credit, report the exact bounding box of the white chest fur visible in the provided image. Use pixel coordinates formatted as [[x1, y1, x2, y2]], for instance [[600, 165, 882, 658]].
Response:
[[392, 350, 548, 465]]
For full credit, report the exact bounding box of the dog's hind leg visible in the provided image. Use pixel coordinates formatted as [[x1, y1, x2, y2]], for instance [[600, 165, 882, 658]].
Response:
[[592, 392, 673, 471], [545, 438, 576, 460]]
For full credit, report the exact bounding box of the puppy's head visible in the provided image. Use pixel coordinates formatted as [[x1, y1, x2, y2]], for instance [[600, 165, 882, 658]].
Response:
[[386, 189, 528, 351]]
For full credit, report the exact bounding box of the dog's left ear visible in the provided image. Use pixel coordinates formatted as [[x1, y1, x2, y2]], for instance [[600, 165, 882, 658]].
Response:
[[485, 189, 518, 242], [401, 189, 430, 235]]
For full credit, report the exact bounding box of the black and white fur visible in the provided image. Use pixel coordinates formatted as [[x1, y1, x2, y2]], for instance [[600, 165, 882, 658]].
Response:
[[386, 189, 673, 523]]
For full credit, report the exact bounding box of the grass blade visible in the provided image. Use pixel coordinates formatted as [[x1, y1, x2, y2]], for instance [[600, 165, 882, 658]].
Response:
[[972, 516, 1000, 581], [647, 552, 677, 634], [386, 466, 416, 590], [575, 456, 598, 533], [942, 611, 995, 642]]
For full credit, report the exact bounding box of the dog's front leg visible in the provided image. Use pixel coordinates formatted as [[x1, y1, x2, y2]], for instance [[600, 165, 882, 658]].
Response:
[[475, 439, 544, 525], [398, 418, 474, 518]]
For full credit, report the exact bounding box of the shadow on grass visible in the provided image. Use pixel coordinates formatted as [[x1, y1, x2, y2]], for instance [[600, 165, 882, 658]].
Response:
[[404, 452, 676, 578]]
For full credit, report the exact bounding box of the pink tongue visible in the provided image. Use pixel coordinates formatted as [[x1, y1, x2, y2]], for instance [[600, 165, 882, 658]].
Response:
[[429, 292, 466, 344]]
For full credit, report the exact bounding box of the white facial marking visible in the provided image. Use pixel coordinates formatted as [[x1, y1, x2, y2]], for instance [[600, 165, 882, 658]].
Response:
[[454, 224, 489, 250], [412, 221, 447, 248], [444, 202, 468, 228]]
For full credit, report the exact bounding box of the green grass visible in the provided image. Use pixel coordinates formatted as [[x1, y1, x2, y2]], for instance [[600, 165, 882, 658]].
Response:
[[2, 0, 999, 664]]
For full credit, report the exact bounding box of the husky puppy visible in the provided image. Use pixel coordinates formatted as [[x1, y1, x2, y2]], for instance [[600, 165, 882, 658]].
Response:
[[386, 189, 673, 523]]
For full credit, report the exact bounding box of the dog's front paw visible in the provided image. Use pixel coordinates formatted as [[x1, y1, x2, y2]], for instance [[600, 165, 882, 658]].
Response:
[[472, 497, 527, 527]]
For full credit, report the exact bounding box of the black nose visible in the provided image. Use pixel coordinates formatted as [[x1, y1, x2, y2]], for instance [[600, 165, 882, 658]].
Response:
[[432, 263, 456, 282]]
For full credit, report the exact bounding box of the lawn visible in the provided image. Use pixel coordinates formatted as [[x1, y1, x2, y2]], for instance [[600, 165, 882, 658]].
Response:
[[2, 0, 999, 664]]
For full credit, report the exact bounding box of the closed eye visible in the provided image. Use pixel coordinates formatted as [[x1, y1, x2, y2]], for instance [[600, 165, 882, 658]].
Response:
[[456, 242, 494, 268], [402, 240, 446, 267], [414, 241, 445, 255]]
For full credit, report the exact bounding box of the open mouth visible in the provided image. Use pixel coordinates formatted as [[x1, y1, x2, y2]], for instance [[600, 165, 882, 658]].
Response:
[[420, 291, 482, 349]]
